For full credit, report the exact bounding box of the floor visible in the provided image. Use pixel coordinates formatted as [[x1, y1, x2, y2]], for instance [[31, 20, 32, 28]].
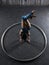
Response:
[[0, 5, 49, 65]]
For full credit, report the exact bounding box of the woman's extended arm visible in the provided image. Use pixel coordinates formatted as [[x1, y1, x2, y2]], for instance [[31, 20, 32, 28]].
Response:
[[21, 20, 23, 28], [27, 19, 31, 28]]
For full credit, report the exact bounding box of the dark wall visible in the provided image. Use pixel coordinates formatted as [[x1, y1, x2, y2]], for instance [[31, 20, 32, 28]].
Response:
[[1, 0, 49, 5]]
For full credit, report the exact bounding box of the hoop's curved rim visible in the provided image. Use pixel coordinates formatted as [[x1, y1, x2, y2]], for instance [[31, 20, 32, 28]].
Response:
[[1, 22, 47, 62]]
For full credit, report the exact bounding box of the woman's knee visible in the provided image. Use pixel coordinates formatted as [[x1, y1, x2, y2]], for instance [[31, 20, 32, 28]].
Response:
[[28, 31, 30, 36], [19, 29, 22, 35]]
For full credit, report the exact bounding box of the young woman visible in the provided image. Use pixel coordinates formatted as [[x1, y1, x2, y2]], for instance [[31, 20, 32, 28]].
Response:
[[19, 10, 35, 42]]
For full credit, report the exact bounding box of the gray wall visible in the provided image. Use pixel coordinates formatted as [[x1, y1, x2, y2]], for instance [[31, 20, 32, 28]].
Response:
[[1, 0, 49, 5]]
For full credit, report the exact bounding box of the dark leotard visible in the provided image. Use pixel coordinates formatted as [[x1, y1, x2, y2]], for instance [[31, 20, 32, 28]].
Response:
[[21, 28, 29, 40]]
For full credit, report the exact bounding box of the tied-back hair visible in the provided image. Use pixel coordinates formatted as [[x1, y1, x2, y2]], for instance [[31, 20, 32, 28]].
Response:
[[23, 20, 29, 28]]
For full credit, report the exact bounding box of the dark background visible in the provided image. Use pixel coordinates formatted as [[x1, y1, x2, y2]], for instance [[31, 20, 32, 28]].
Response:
[[0, 5, 49, 65]]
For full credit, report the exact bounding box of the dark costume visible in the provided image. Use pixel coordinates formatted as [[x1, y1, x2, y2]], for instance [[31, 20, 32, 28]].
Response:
[[21, 12, 32, 40]]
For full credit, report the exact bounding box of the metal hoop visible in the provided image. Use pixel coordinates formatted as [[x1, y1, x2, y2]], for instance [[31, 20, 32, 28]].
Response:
[[1, 22, 47, 61]]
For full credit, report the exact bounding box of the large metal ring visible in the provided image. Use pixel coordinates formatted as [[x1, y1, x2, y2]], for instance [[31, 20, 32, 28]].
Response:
[[1, 22, 47, 61]]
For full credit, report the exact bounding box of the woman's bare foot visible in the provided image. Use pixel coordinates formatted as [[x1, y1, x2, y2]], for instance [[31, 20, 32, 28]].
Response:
[[20, 38, 22, 42], [26, 39, 30, 43]]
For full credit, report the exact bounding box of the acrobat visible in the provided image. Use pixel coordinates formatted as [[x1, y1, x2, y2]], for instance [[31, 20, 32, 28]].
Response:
[[19, 10, 36, 43]]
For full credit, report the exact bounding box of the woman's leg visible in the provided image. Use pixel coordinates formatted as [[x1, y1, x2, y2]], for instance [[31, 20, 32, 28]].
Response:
[[26, 31, 30, 43], [19, 29, 23, 42]]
